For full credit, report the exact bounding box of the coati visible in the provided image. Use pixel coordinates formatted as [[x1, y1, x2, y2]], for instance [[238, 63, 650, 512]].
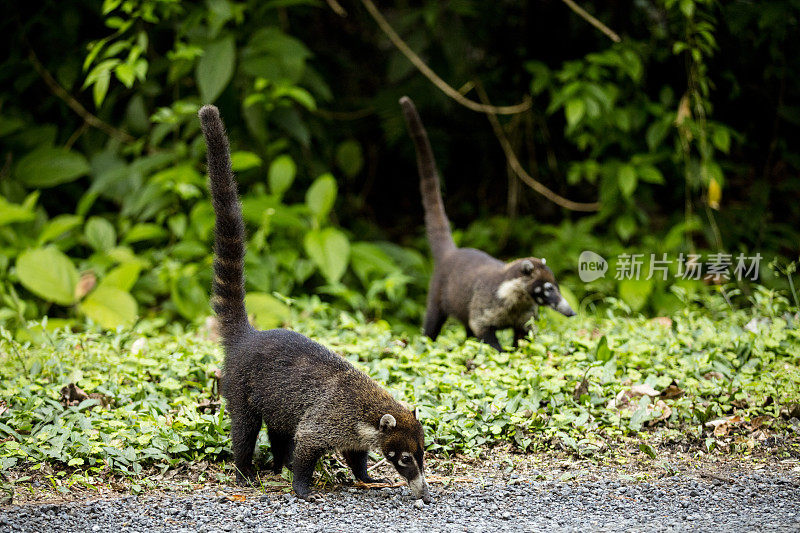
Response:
[[399, 96, 576, 351], [198, 105, 431, 504]]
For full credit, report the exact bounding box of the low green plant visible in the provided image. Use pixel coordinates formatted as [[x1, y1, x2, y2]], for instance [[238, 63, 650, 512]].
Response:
[[1, 295, 797, 481]]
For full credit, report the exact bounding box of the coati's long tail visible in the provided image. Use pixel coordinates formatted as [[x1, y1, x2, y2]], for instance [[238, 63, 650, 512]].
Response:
[[199, 105, 250, 342], [399, 97, 456, 262]]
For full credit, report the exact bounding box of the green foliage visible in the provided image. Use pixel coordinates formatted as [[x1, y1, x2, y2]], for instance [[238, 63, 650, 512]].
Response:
[[1, 0, 798, 331], [1, 299, 798, 476]]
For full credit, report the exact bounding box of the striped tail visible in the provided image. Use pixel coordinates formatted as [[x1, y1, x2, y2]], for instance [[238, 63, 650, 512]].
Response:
[[399, 97, 456, 262], [198, 105, 250, 342]]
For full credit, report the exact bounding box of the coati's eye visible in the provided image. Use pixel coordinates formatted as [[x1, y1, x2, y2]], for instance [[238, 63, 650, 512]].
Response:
[[400, 453, 413, 465], [521, 260, 534, 276]]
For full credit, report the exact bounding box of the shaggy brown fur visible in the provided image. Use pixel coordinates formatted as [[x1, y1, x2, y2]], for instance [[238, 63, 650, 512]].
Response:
[[399, 96, 575, 351], [199, 105, 431, 503]]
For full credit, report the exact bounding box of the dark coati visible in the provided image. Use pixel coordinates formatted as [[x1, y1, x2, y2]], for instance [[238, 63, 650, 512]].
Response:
[[199, 105, 431, 504], [399, 96, 576, 351]]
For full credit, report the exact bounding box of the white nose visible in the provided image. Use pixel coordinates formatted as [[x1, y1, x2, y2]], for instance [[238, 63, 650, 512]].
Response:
[[408, 474, 432, 504]]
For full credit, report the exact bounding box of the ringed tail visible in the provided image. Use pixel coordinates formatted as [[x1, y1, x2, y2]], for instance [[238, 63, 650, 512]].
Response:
[[199, 105, 250, 342], [399, 96, 456, 262]]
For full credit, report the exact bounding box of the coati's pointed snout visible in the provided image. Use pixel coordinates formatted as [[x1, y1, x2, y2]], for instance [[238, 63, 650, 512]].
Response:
[[408, 474, 432, 503], [553, 297, 576, 317]]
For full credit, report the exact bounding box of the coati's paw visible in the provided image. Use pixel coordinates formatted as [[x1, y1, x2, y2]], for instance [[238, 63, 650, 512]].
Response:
[[359, 476, 390, 485], [296, 491, 324, 503]]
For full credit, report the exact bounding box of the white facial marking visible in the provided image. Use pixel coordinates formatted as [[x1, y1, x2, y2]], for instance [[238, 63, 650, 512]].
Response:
[[388, 451, 396, 458], [535, 297, 544, 305], [541, 258, 547, 265], [496, 279, 526, 302], [534, 286, 542, 294], [407, 473, 429, 499], [544, 282, 554, 291], [356, 423, 381, 449]]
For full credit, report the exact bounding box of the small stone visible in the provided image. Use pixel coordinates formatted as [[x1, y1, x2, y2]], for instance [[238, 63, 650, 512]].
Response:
[[413, 499, 425, 510]]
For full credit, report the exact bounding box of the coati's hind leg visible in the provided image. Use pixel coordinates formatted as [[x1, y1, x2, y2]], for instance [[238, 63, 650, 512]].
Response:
[[422, 278, 446, 339], [342, 450, 389, 484], [230, 410, 262, 485], [268, 429, 294, 474], [423, 306, 446, 340]]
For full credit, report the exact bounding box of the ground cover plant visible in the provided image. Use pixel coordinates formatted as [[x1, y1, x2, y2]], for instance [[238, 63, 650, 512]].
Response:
[[1, 293, 798, 497]]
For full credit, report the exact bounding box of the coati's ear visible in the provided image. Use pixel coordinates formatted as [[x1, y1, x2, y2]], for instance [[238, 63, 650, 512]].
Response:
[[379, 414, 397, 431], [521, 260, 534, 275]]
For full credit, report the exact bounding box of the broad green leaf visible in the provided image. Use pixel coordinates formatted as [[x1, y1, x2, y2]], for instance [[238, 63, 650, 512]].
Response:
[[565, 99, 585, 128], [99, 263, 142, 292], [639, 442, 657, 459], [628, 396, 652, 431], [244, 292, 291, 329], [306, 173, 337, 221], [85, 216, 117, 252], [618, 165, 637, 197], [81, 285, 137, 329], [230, 151, 263, 172], [124, 223, 168, 243], [94, 69, 110, 108], [38, 215, 83, 244], [14, 147, 90, 188], [197, 35, 236, 103], [618, 278, 653, 312], [171, 275, 209, 320], [268, 155, 296, 196], [16, 247, 79, 305], [712, 128, 731, 154], [0, 116, 25, 137], [595, 335, 612, 363], [638, 165, 665, 184], [0, 195, 36, 226], [304, 227, 350, 283], [335, 140, 364, 178], [349, 242, 397, 283], [615, 214, 636, 241]]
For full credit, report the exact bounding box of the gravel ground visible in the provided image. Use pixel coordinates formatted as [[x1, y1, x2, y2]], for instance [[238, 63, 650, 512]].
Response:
[[2, 470, 799, 532]]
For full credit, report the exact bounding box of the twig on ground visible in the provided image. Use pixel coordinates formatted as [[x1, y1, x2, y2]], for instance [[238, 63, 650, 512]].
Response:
[[367, 458, 387, 472], [699, 472, 733, 484]]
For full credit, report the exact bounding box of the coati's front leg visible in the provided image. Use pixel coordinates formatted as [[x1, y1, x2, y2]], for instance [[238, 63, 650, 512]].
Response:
[[291, 441, 325, 502], [469, 315, 503, 351], [473, 327, 502, 351], [342, 450, 389, 484], [268, 429, 295, 474], [513, 326, 530, 346], [230, 410, 262, 485]]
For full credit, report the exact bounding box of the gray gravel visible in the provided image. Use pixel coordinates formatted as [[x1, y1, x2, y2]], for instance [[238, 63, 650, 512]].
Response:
[[2, 472, 799, 532]]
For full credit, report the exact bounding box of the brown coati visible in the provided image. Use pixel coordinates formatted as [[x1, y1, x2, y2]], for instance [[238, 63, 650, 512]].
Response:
[[399, 96, 576, 351], [198, 105, 431, 504]]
